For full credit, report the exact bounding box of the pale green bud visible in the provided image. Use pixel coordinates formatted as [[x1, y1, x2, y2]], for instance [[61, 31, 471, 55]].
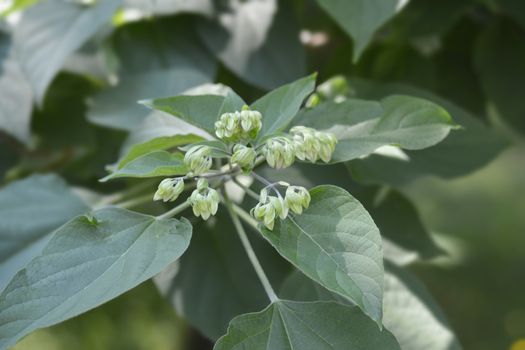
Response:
[[188, 181, 220, 220], [231, 144, 257, 170], [290, 126, 337, 163], [214, 107, 262, 142], [197, 178, 208, 191], [239, 109, 262, 139], [285, 186, 310, 214], [305, 93, 321, 108], [251, 190, 289, 230], [269, 196, 288, 219], [317, 76, 350, 101], [184, 145, 212, 176], [153, 178, 185, 202], [263, 137, 295, 169]]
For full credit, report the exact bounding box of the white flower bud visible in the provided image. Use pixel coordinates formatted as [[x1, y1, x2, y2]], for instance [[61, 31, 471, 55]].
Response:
[[290, 126, 337, 163], [184, 145, 212, 176], [263, 137, 295, 169], [251, 190, 289, 230], [153, 178, 185, 202], [285, 186, 311, 214], [240, 109, 262, 139], [188, 180, 220, 220], [231, 144, 256, 170], [214, 107, 262, 142]]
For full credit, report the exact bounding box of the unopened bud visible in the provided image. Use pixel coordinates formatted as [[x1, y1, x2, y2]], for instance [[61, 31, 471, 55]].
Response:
[[290, 126, 337, 163], [263, 137, 295, 169], [215, 107, 262, 142], [188, 180, 220, 220], [231, 144, 256, 170], [184, 145, 212, 176], [240, 108, 262, 139], [153, 178, 185, 202], [285, 186, 310, 214], [251, 190, 289, 230]]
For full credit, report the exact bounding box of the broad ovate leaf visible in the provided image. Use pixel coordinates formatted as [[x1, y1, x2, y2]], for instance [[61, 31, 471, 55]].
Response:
[[295, 95, 455, 163], [382, 263, 462, 350], [316, 0, 401, 61], [215, 300, 400, 350], [280, 266, 462, 350], [0, 207, 192, 350], [0, 174, 88, 292], [252, 73, 316, 138], [118, 134, 204, 169], [101, 151, 187, 182], [13, 0, 122, 104], [346, 79, 508, 186], [141, 94, 225, 135], [260, 185, 384, 324]]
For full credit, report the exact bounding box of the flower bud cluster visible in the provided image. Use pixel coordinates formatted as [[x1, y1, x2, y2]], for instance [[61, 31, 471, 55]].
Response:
[[262, 137, 295, 169], [184, 145, 212, 176], [231, 144, 256, 171], [251, 185, 310, 230], [188, 179, 220, 220], [285, 186, 311, 214], [154, 178, 184, 202], [215, 106, 262, 142], [290, 126, 337, 163]]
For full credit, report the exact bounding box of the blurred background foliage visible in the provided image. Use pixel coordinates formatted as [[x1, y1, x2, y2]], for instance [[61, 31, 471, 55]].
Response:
[[1, 0, 525, 349]]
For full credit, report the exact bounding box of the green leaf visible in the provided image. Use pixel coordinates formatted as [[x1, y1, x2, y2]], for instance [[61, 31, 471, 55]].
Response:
[[252, 74, 316, 138], [382, 263, 462, 350], [280, 266, 461, 350], [87, 17, 217, 130], [296, 95, 455, 163], [119, 110, 213, 157], [260, 185, 384, 324], [316, 0, 399, 61], [215, 300, 400, 350], [0, 174, 88, 292], [0, 207, 192, 350], [141, 94, 225, 135], [117, 134, 204, 169], [101, 151, 187, 181], [257, 163, 443, 264], [13, 0, 122, 104], [0, 31, 33, 143], [197, 0, 306, 89], [345, 78, 509, 185], [475, 19, 525, 135], [155, 213, 290, 341], [218, 90, 247, 116]]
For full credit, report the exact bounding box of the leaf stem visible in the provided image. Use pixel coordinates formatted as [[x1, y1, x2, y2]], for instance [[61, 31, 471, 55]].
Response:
[[223, 192, 278, 303], [232, 203, 260, 229], [156, 201, 192, 220]]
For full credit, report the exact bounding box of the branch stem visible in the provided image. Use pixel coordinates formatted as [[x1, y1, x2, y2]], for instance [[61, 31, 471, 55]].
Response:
[[156, 201, 192, 220], [223, 192, 278, 303]]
